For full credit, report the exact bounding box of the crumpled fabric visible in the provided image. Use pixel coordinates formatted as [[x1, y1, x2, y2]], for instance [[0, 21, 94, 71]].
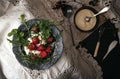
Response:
[[0, 0, 103, 79], [0, 0, 33, 79], [0, 0, 71, 79], [111, 0, 120, 43]]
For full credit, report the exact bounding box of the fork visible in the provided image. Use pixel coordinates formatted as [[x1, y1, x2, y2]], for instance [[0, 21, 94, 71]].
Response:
[[93, 26, 105, 57]]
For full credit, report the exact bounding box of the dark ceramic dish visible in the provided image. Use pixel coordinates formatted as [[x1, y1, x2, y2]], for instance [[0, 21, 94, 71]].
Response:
[[74, 6, 99, 32], [12, 19, 63, 70]]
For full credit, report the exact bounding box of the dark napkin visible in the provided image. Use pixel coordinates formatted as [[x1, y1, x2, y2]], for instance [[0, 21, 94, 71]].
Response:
[[80, 20, 120, 79]]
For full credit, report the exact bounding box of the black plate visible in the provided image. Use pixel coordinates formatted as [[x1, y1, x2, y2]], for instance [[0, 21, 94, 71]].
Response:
[[12, 19, 63, 70], [74, 6, 99, 32]]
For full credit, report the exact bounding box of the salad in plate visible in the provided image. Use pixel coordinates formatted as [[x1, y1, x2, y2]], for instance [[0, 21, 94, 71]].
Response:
[[7, 14, 63, 69]]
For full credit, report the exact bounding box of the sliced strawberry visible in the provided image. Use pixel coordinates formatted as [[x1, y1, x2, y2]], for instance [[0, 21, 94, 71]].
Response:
[[28, 43, 36, 50], [32, 37, 39, 44], [32, 26, 39, 33], [37, 44, 44, 51], [31, 56, 36, 60], [45, 46, 51, 53], [39, 51, 47, 59], [47, 36, 54, 43]]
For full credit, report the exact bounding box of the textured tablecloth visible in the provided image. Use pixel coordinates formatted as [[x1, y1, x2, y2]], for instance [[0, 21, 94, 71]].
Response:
[[0, 0, 112, 79]]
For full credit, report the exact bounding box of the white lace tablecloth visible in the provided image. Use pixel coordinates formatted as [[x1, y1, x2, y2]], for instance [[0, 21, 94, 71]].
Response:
[[0, 0, 110, 79]]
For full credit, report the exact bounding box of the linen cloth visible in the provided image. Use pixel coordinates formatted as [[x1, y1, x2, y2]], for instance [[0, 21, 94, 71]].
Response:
[[0, 0, 33, 79], [0, 0, 103, 79], [0, 0, 74, 79]]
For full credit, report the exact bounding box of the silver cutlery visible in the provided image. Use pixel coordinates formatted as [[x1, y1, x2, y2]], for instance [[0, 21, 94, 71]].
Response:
[[61, 4, 75, 46], [86, 6, 110, 22], [93, 27, 105, 57], [103, 40, 118, 60]]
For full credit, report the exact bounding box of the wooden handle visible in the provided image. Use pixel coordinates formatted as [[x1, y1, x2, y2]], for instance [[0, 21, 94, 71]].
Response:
[[93, 42, 100, 57]]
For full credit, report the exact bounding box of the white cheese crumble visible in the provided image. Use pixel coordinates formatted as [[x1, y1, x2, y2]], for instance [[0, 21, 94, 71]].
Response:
[[24, 31, 46, 55], [24, 46, 41, 55], [24, 46, 30, 55], [28, 38, 32, 42], [31, 50, 40, 54]]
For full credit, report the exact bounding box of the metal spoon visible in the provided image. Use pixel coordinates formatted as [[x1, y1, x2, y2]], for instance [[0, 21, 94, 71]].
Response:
[[86, 6, 110, 22], [61, 4, 75, 46], [102, 40, 118, 60]]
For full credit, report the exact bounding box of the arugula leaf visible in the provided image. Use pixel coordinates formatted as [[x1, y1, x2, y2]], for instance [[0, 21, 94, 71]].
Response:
[[7, 14, 30, 46], [20, 14, 26, 23], [8, 29, 18, 37], [36, 20, 53, 40], [20, 32, 24, 37], [20, 14, 30, 36], [7, 39, 21, 45], [7, 31, 29, 46]]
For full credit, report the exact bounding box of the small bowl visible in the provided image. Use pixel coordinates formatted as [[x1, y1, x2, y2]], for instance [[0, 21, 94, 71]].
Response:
[[74, 6, 99, 32]]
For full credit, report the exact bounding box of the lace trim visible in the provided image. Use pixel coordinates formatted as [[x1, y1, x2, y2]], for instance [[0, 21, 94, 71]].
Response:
[[8, 0, 20, 6], [79, 47, 103, 79], [23, 67, 44, 79], [56, 47, 103, 79]]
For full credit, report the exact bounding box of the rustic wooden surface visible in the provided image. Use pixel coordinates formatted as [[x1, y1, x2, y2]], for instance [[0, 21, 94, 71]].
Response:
[[25, 0, 106, 46], [24, 0, 105, 79]]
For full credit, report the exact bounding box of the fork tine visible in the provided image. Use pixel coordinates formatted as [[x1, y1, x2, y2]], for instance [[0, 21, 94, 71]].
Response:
[[99, 26, 105, 38]]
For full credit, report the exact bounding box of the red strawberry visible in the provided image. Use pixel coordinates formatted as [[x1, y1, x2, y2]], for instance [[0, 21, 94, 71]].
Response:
[[28, 43, 36, 50], [47, 36, 53, 43], [32, 26, 39, 33], [32, 37, 39, 44], [31, 56, 36, 60], [37, 44, 44, 51], [45, 46, 51, 53], [39, 51, 47, 59]]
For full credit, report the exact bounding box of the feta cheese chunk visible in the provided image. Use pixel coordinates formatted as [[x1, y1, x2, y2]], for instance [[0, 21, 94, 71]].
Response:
[[24, 46, 30, 55]]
